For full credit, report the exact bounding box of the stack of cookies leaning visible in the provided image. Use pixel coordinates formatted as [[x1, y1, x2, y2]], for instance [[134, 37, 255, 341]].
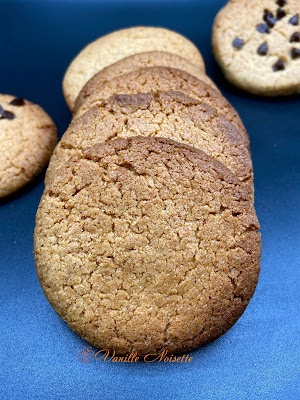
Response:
[[34, 27, 261, 357]]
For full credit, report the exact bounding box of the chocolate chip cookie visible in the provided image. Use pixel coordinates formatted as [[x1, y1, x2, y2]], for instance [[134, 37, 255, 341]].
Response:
[[212, 0, 300, 95], [0, 94, 57, 198]]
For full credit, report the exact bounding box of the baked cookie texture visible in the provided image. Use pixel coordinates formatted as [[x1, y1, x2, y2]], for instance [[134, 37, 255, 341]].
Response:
[[73, 66, 248, 147], [74, 51, 217, 113], [63, 27, 205, 111], [45, 92, 253, 196], [35, 137, 261, 356], [0, 94, 57, 198], [212, 0, 300, 95]]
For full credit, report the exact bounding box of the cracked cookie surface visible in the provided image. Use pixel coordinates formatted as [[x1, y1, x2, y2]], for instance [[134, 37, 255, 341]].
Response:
[[74, 66, 248, 147], [0, 94, 57, 198], [212, 0, 300, 95], [74, 51, 216, 113], [35, 137, 261, 356], [46, 91, 253, 196], [63, 27, 205, 111]]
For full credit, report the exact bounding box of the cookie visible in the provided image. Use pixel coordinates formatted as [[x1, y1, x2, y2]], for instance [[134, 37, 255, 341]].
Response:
[[0, 94, 57, 198], [74, 51, 217, 113], [63, 27, 205, 111], [46, 92, 253, 197], [35, 136, 261, 356], [73, 66, 248, 147], [212, 0, 300, 95]]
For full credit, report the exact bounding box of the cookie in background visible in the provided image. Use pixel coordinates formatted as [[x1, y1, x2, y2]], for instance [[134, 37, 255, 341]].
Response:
[[63, 26, 205, 111], [0, 94, 57, 198], [212, 0, 300, 95]]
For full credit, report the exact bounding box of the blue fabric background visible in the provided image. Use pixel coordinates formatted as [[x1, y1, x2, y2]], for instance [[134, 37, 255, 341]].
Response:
[[0, 0, 299, 399]]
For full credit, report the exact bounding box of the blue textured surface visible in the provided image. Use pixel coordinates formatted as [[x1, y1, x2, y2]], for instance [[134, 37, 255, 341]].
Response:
[[0, 1, 299, 399]]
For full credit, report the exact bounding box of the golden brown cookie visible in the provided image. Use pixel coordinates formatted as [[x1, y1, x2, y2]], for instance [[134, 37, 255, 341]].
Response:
[[73, 66, 248, 147], [0, 94, 57, 198], [212, 0, 300, 95], [35, 136, 261, 356], [46, 92, 253, 196], [74, 51, 217, 113], [63, 27, 205, 111]]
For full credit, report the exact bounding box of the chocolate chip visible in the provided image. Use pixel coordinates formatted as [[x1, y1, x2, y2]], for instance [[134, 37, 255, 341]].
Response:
[[257, 23, 270, 33], [290, 47, 300, 59], [9, 96, 24, 106], [232, 38, 244, 49], [257, 42, 268, 55], [272, 59, 285, 71], [263, 9, 276, 27], [2, 111, 15, 119], [290, 32, 300, 42], [276, 8, 286, 20], [0, 106, 15, 120], [289, 14, 299, 26], [276, 0, 287, 6]]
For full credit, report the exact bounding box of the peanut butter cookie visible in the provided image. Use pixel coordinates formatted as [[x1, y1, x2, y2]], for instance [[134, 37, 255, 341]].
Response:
[[74, 51, 216, 113], [73, 66, 248, 147], [35, 137, 261, 356], [63, 27, 205, 111], [46, 92, 253, 196]]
